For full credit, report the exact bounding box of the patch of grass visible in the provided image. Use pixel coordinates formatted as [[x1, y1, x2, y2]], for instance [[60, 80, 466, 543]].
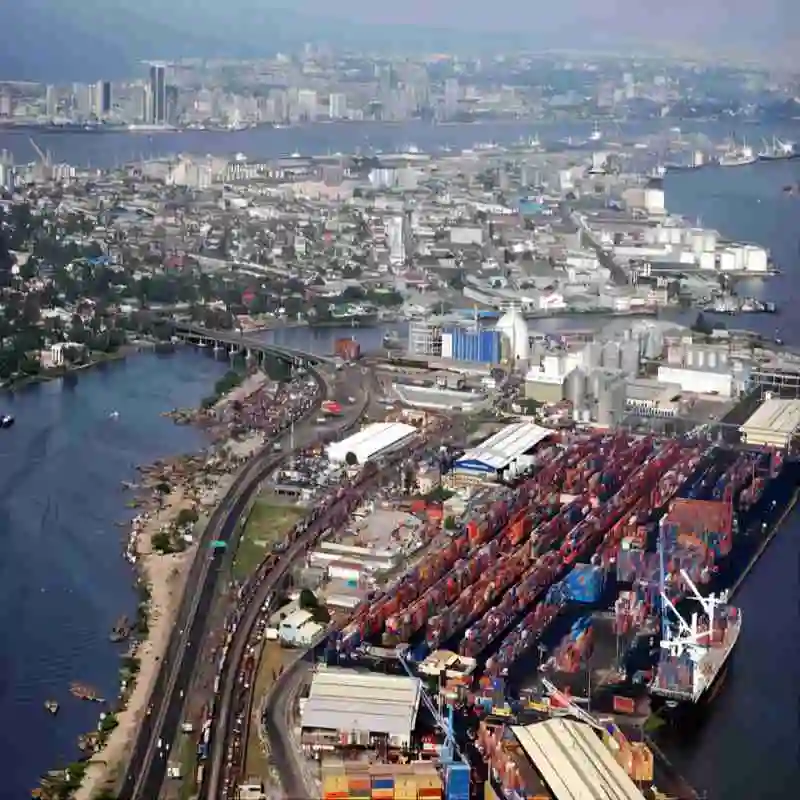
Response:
[[179, 732, 198, 800], [233, 499, 304, 580]]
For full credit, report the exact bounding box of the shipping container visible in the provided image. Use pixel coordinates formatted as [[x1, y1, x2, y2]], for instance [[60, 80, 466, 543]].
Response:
[[334, 337, 361, 361]]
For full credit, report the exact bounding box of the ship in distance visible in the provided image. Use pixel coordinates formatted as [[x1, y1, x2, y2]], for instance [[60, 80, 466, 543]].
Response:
[[718, 138, 757, 167], [758, 136, 797, 161]]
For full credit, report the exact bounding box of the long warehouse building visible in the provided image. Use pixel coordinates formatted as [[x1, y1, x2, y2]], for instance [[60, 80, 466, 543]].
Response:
[[739, 397, 800, 449], [327, 421, 418, 465], [511, 719, 645, 800]]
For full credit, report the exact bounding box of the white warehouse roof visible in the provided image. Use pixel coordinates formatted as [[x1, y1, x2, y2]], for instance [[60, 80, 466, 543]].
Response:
[[301, 667, 422, 740], [512, 719, 644, 800], [740, 398, 800, 449], [327, 421, 417, 464], [454, 421, 553, 473]]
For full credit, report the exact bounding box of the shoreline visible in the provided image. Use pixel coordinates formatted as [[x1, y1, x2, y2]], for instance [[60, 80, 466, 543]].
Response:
[[3, 349, 131, 393], [39, 365, 269, 799]]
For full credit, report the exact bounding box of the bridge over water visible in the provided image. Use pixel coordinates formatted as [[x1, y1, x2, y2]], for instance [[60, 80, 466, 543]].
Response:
[[171, 322, 333, 367]]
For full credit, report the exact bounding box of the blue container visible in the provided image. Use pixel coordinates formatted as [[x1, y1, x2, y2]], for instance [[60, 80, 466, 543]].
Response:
[[373, 778, 394, 789], [445, 762, 470, 800], [448, 327, 501, 364]]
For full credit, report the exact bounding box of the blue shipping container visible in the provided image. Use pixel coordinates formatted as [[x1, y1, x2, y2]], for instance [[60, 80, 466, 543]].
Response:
[[565, 565, 605, 603], [445, 762, 470, 800]]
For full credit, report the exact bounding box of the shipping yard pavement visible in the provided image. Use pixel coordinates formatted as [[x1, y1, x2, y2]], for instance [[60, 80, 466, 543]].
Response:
[[233, 499, 306, 580]]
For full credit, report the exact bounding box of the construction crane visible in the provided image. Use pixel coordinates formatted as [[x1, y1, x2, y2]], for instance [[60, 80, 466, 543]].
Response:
[[28, 137, 51, 168]]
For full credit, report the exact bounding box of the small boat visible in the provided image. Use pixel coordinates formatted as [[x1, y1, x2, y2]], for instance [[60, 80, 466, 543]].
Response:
[[1, 414, 14, 428], [44, 700, 59, 715], [109, 411, 120, 420], [69, 682, 104, 702], [110, 615, 132, 643]]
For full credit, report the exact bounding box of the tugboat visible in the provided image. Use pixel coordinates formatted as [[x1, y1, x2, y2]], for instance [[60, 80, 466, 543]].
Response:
[[44, 700, 59, 715], [1, 414, 14, 428]]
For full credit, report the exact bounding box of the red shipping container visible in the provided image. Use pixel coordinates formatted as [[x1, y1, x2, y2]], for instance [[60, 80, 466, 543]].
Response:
[[613, 695, 636, 714]]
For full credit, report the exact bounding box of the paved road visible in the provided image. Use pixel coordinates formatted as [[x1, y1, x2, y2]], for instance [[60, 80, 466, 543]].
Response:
[[117, 368, 328, 800], [200, 377, 372, 799]]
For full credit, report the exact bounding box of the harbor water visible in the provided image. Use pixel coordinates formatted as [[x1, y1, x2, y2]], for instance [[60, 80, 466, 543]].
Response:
[[0, 351, 227, 798], [0, 122, 798, 796]]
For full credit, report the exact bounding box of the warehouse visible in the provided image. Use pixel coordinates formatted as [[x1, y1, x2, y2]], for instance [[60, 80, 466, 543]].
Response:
[[740, 398, 800, 449], [657, 365, 735, 397], [451, 421, 553, 485], [300, 667, 422, 751], [326, 421, 418, 465], [512, 719, 645, 800]]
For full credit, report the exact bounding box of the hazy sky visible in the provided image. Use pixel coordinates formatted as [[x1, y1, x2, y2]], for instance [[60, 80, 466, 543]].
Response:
[[2, 0, 798, 81]]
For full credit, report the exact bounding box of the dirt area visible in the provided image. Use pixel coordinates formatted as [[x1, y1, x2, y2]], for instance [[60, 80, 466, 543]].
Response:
[[74, 499, 196, 800], [233, 498, 305, 580]]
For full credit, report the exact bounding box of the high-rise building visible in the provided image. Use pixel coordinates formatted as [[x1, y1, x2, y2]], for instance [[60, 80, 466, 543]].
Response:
[[386, 216, 406, 266], [149, 63, 167, 124], [0, 90, 13, 118], [297, 89, 318, 121], [45, 85, 58, 117], [444, 78, 460, 119], [95, 80, 112, 117], [328, 92, 347, 120]]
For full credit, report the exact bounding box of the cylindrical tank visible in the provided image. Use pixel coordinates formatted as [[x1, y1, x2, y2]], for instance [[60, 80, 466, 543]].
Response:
[[582, 341, 602, 370], [646, 328, 665, 360], [601, 340, 621, 371], [621, 341, 640, 375], [706, 349, 718, 369], [565, 367, 588, 408], [588, 369, 604, 400], [693, 348, 706, 369]]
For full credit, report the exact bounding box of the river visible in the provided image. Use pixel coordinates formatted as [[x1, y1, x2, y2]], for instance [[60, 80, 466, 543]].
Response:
[[0, 352, 228, 798], [1, 122, 799, 797]]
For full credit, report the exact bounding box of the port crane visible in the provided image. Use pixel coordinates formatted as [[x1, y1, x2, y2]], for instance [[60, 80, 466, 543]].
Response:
[[28, 137, 51, 169], [396, 649, 466, 766]]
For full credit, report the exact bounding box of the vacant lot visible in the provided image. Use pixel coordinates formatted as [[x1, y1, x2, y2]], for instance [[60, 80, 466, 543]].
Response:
[[234, 499, 304, 579]]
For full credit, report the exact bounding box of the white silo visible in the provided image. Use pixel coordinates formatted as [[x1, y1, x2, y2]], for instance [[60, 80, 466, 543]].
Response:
[[601, 340, 621, 371], [706, 349, 718, 369], [588, 369, 604, 401], [564, 367, 588, 409], [702, 231, 718, 252], [495, 306, 530, 363], [621, 340, 640, 376], [694, 348, 706, 369], [685, 348, 694, 367], [582, 341, 602, 371]]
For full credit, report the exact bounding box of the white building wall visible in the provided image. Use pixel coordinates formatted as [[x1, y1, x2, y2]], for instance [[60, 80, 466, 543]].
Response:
[[657, 366, 734, 397]]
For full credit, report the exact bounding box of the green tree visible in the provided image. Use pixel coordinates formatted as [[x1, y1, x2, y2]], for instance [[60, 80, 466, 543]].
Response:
[[299, 588, 318, 610]]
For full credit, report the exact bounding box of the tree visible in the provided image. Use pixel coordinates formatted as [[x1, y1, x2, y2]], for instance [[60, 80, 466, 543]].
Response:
[[150, 531, 173, 554], [345, 451, 359, 467], [176, 507, 199, 528], [299, 588, 318, 610]]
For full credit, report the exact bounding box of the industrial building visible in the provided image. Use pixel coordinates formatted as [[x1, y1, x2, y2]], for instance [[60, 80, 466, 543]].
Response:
[[511, 719, 645, 800], [392, 383, 491, 413], [300, 668, 422, 751], [740, 398, 800, 449], [451, 422, 553, 484], [327, 422, 418, 465], [624, 378, 682, 418], [657, 364, 736, 397], [278, 608, 324, 647]]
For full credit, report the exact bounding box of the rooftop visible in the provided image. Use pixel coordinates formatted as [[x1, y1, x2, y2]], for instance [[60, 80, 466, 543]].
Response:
[[741, 398, 800, 440], [512, 718, 644, 800], [454, 421, 553, 472], [301, 668, 422, 738]]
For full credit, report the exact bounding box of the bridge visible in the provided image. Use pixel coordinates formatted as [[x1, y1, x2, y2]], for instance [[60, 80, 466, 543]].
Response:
[[171, 322, 333, 367]]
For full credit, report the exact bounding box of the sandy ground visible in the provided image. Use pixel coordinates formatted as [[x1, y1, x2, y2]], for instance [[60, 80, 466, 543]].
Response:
[[214, 372, 269, 411]]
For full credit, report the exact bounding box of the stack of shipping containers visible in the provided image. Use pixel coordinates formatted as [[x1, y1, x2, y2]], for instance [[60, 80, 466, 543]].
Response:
[[321, 763, 447, 800], [441, 327, 501, 364]]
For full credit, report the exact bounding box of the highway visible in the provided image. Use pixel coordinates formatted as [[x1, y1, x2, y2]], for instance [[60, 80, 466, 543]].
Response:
[[200, 379, 374, 799], [117, 366, 328, 800]]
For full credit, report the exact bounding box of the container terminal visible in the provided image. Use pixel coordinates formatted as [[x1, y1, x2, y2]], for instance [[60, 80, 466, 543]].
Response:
[[222, 377, 800, 800]]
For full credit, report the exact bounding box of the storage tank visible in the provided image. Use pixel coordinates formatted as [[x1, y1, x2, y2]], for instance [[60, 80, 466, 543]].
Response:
[[495, 307, 529, 362], [656, 227, 670, 245], [621, 341, 640, 376], [582, 341, 602, 371], [732, 246, 746, 272], [706, 349, 718, 369], [719, 249, 736, 271], [588, 369, 604, 400], [693, 348, 706, 368], [601, 340, 621, 371], [667, 226, 682, 246], [743, 245, 768, 273], [699, 251, 716, 271], [564, 367, 588, 408], [702, 231, 718, 252]]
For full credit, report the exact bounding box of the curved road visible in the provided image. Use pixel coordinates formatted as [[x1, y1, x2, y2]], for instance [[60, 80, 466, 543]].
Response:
[[117, 367, 328, 800], [200, 381, 373, 798]]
